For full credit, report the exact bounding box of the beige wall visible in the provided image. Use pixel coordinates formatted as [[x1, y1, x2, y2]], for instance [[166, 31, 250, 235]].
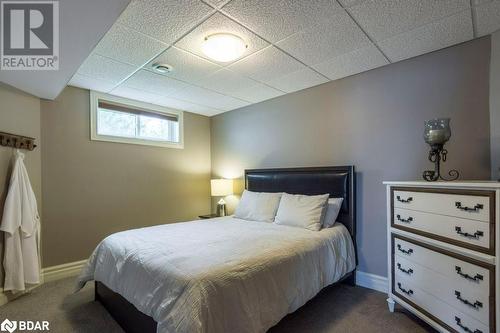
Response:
[[40, 86, 211, 267], [491, 30, 500, 180], [211, 37, 492, 277], [0, 83, 41, 287]]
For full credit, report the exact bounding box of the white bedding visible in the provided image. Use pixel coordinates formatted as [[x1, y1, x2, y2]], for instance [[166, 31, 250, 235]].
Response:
[[76, 217, 356, 333]]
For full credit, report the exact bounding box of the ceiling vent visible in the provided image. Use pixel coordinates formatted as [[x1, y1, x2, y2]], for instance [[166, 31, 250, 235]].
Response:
[[152, 63, 173, 74]]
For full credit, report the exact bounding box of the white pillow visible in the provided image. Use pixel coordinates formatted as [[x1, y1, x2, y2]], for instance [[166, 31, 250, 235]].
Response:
[[234, 190, 282, 222], [274, 193, 330, 231], [322, 198, 344, 228]]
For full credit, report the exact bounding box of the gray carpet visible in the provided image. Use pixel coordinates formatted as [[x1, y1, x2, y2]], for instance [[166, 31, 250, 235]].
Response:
[[1, 277, 435, 332]]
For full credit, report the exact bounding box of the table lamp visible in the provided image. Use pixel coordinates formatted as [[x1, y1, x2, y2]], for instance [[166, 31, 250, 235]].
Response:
[[211, 179, 233, 216]]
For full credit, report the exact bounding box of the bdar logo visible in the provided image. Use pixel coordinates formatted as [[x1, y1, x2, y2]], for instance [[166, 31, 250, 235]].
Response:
[[0, 319, 17, 333]]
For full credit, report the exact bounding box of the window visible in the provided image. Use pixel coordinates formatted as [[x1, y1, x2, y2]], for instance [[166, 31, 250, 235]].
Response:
[[90, 92, 183, 148]]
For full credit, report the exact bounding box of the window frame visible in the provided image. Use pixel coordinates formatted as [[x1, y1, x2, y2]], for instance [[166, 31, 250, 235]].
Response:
[[90, 91, 184, 149]]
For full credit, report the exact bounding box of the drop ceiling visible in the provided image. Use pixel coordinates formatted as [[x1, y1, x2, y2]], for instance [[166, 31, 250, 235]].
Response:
[[69, 0, 500, 117]]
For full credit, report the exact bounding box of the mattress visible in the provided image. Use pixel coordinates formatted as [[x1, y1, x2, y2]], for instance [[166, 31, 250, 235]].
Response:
[[76, 217, 356, 333]]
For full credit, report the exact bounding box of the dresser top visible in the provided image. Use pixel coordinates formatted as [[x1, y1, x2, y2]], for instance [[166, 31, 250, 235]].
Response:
[[383, 180, 500, 189]]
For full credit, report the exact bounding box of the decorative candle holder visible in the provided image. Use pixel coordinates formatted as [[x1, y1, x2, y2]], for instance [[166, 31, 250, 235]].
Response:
[[422, 118, 459, 181]]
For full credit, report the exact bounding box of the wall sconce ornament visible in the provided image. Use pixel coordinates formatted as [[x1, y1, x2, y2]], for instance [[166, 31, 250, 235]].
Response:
[[422, 118, 459, 182]]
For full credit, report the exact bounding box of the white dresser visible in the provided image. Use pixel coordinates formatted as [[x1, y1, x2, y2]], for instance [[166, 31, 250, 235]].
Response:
[[384, 181, 500, 333]]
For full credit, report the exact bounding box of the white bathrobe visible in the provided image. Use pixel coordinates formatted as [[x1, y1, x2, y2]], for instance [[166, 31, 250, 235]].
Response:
[[0, 150, 40, 291]]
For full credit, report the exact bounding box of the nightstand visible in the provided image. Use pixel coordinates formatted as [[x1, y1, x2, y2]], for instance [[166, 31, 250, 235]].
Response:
[[198, 214, 218, 219]]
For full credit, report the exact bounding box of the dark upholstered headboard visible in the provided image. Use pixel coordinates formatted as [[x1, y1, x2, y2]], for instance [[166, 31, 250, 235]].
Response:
[[245, 166, 356, 241]]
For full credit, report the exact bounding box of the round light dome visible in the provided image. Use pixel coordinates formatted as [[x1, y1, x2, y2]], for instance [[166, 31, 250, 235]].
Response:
[[201, 33, 247, 63]]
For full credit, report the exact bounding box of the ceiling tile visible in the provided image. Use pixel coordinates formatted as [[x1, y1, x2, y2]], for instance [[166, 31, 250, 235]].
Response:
[[77, 54, 137, 84], [155, 95, 223, 116], [348, 0, 470, 41], [378, 10, 473, 62], [145, 47, 221, 83], [229, 46, 305, 83], [472, 0, 496, 6], [338, 0, 367, 8], [197, 69, 259, 95], [121, 70, 190, 96], [266, 68, 328, 93], [110, 86, 162, 104], [175, 84, 250, 110], [175, 12, 269, 65], [312, 45, 388, 81], [68, 74, 117, 93], [276, 11, 371, 65], [222, 0, 342, 43], [93, 24, 168, 66], [117, 0, 214, 44], [203, 0, 232, 9], [230, 83, 284, 103], [475, 0, 500, 36]]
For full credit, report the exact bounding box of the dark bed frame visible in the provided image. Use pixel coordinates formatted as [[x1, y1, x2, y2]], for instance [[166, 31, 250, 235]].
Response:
[[95, 166, 357, 333]]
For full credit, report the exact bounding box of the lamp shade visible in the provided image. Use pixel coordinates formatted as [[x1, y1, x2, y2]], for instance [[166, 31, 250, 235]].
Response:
[[211, 179, 233, 197]]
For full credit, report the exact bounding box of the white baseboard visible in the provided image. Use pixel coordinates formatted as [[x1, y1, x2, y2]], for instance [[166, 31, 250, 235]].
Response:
[[356, 271, 388, 293], [41, 259, 87, 283]]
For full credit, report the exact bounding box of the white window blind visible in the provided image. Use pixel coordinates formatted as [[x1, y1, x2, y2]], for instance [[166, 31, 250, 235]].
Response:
[[90, 92, 184, 149]]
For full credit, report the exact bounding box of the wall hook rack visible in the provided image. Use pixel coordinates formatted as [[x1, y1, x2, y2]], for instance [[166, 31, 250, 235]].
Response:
[[0, 131, 37, 151]]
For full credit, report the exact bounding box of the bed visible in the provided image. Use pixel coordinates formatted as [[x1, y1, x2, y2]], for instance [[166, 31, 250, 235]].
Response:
[[76, 166, 357, 333]]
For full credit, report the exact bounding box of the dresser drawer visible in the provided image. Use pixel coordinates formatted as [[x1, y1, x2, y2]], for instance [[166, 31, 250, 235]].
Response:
[[395, 255, 490, 324], [392, 188, 494, 223], [393, 208, 493, 254], [393, 236, 492, 298], [394, 275, 490, 333]]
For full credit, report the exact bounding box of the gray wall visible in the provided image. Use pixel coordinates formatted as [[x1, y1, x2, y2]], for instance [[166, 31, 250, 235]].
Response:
[[491, 30, 500, 180], [211, 37, 492, 277], [41, 86, 212, 267], [0, 84, 41, 288]]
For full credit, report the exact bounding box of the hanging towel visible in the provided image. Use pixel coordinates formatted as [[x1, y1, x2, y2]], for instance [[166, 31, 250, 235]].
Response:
[[0, 150, 40, 291]]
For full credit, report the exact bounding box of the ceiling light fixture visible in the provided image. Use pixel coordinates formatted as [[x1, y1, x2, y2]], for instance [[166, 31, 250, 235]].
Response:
[[152, 63, 173, 74], [201, 33, 247, 63]]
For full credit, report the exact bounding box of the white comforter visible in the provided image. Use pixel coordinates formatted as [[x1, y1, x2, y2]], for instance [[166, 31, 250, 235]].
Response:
[[76, 217, 356, 333]]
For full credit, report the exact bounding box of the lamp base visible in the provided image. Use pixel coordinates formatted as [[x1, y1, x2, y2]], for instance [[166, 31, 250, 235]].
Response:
[[216, 198, 227, 217]]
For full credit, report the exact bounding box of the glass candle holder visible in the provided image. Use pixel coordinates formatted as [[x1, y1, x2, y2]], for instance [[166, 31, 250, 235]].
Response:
[[422, 118, 459, 181], [423, 118, 451, 146]]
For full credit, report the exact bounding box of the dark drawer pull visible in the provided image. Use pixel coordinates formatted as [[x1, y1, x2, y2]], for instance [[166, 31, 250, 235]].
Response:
[[396, 263, 413, 275], [396, 195, 413, 203], [455, 227, 484, 239], [455, 316, 482, 333], [396, 214, 413, 223], [396, 244, 413, 255], [397, 282, 413, 295], [455, 202, 484, 212], [454, 291, 483, 309], [455, 266, 483, 282]]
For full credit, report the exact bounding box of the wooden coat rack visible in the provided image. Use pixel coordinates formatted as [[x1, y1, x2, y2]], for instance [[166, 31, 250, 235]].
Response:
[[0, 131, 37, 151]]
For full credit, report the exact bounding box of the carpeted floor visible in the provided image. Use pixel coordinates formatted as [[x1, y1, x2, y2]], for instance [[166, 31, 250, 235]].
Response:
[[1, 277, 435, 333]]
